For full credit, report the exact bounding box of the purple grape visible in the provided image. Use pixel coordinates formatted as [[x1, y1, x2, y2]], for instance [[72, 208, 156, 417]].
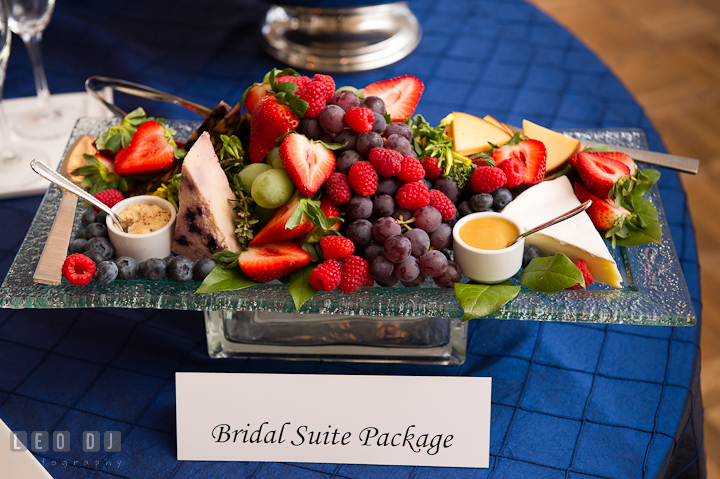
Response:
[[433, 261, 462, 288], [394, 256, 420, 282], [372, 111, 387, 134], [298, 117, 322, 140], [385, 134, 412, 155], [330, 90, 360, 111], [376, 275, 399, 287], [422, 178, 433, 190], [319, 131, 336, 143], [384, 235, 411, 263], [433, 178, 460, 202], [373, 194, 395, 217], [360, 95, 386, 115], [370, 255, 395, 282], [335, 129, 358, 152], [356, 131, 384, 157], [419, 250, 448, 278], [403, 228, 430, 258], [384, 122, 412, 141], [319, 105, 346, 134], [346, 219, 373, 246], [392, 207, 414, 224], [347, 195, 373, 220], [377, 176, 401, 196], [373, 216, 401, 244], [362, 242, 385, 263], [413, 206, 442, 233], [429, 223, 452, 250], [337, 150, 362, 175], [401, 273, 426, 288]]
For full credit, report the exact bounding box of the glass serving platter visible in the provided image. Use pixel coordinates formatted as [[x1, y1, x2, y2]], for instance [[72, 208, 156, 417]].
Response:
[[0, 118, 697, 328]]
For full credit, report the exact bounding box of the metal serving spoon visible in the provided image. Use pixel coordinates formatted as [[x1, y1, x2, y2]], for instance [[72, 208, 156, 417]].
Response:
[[507, 200, 592, 247], [30, 159, 133, 232]]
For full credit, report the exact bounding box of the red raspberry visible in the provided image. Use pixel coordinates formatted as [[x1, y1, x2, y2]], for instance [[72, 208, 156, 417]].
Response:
[[62, 253, 96, 286], [276, 75, 311, 90], [364, 276, 375, 287], [324, 172, 352, 205], [470, 166, 507, 193], [428, 189, 456, 221], [348, 161, 378, 197], [497, 157, 526, 189], [320, 236, 355, 260], [567, 259, 595, 290], [420, 157, 443, 181], [368, 147, 402, 177], [312, 74, 335, 101], [92, 188, 124, 212], [344, 107, 374, 133], [298, 80, 329, 118], [397, 156, 425, 182], [339, 255, 370, 294], [396, 181, 430, 210], [309, 259, 342, 291]]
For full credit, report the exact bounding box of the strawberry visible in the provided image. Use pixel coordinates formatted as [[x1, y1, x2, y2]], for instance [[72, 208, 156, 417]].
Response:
[[573, 182, 632, 230], [249, 191, 314, 247], [249, 95, 301, 163], [363, 75, 424, 122], [280, 133, 336, 197], [491, 138, 547, 185], [114, 121, 179, 176], [242, 82, 272, 114], [573, 151, 630, 200], [319, 196, 342, 231], [238, 241, 311, 282], [566, 259, 594, 290], [598, 151, 637, 175]]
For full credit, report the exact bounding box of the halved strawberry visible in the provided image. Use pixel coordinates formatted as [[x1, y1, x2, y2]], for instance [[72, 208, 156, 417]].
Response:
[[320, 196, 341, 232], [250, 190, 314, 247], [598, 151, 637, 175], [238, 241, 311, 282], [573, 151, 630, 199], [249, 95, 301, 163], [242, 82, 272, 114], [574, 182, 632, 230], [280, 133, 336, 197], [114, 121, 178, 176], [363, 75, 424, 122], [491, 139, 547, 185]]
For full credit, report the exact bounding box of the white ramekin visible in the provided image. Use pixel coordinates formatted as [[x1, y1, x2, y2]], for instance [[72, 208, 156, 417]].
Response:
[[106, 195, 176, 263]]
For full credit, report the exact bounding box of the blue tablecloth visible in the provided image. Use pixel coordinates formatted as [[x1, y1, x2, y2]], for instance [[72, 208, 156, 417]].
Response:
[[0, 0, 704, 477]]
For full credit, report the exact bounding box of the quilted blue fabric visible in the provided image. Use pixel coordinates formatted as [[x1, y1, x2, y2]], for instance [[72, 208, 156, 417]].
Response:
[[0, 0, 703, 477]]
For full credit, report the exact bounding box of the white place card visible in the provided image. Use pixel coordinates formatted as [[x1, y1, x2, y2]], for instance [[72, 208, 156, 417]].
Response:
[[176, 372, 491, 468]]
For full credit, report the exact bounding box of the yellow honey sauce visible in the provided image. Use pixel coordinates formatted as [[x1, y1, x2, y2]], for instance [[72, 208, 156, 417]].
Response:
[[459, 217, 519, 250]]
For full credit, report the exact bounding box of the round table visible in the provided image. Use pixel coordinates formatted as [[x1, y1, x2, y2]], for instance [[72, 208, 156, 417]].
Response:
[[0, 0, 704, 477]]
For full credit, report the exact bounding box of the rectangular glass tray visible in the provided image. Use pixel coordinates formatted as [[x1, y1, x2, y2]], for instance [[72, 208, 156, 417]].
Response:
[[0, 118, 697, 328]]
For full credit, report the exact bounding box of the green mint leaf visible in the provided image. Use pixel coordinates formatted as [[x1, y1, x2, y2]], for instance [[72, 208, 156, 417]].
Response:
[[212, 250, 241, 269], [454, 281, 520, 321], [519, 254, 585, 292], [194, 265, 259, 294], [288, 265, 318, 312], [631, 168, 661, 199]]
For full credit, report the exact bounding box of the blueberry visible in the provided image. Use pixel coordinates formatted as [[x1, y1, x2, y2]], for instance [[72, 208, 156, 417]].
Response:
[[163, 255, 175, 265], [167, 255, 194, 282], [457, 201, 472, 218], [115, 256, 139, 280], [83, 251, 105, 264], [445, 211, 459, 228], [68, 238, 88, 254], [84, 236, 114, 260], [193, 258, 216, 282], [140, 258, 167, 281], [85, 222, 108, 238], [95, 211, 108, 226], [522, 245, 541, 268], [470, 193, 493, 212], [76, 229, 88, 240], [81, 209, 97, 227], [94, 261, 118, 285], [491, 188, 513, 210]]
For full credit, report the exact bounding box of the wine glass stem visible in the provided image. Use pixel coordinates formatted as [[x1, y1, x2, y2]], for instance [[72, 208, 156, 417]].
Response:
[[0, 100, 18, 162], [21, 32, 51, 111]]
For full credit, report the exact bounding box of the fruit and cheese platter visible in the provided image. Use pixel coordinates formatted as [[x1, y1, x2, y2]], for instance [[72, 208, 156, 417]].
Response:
[[0, 69, 696, 328]]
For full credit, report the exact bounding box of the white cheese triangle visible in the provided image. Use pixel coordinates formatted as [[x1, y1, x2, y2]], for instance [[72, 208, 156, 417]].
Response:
[[500, 176, 623, 287]]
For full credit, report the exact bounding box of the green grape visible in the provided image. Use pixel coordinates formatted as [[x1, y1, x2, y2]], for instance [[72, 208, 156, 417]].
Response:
[[238, 163, 272, 194], [251, 169, 294, 209], [266, 146, 284, 170]]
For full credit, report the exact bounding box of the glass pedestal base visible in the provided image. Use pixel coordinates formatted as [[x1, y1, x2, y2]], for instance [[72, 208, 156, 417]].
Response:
[[205, 311, 467, 365]]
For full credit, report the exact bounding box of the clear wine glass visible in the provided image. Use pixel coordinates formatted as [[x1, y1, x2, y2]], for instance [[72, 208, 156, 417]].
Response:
[[7, 0, 68, 139]]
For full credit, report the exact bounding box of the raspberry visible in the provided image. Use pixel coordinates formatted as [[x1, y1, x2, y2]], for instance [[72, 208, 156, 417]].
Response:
[[348, 161, 378, 197], [396, 181, 430, 210], [320, 236, 355, 260], [276, 75, 311, 90], [428, 189, 456, 221], [567, 259, 595, 290], [312, 74, 336, 101], [497, 157, 526, 189], [344, 107, 374, 133], [339, 255, 370, 294], [92, 188, 124, 212], [368, 147, 402, 177], [298, 80, 329, 118], [420, 157, 443, 181], [397, 156, 425, 182], [309, 259, 342, 291], [364, 276, 375, 287], [62, 253, 96, 286], [470, 166, 507, 193], [324, 172, 352, 205]]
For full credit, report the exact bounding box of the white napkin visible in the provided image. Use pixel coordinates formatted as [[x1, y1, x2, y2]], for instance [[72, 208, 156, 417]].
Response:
[[0, 417, 53, 479]]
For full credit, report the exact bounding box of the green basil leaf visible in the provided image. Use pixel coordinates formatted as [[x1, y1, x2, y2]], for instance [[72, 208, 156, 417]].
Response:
[[614, 197, 662, 246], [631, 168, 661, 199], [195, 266, 259, 294], [519, 254, 584, 292], [454, 281, 520, 321], [212, 250, 241, 268], [288, 265, 318, 312], [285, 200, 307, 230]]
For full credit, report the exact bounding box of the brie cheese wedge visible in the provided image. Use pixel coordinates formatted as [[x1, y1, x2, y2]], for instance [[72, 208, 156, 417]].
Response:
[[501, 176, 623, 287]]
